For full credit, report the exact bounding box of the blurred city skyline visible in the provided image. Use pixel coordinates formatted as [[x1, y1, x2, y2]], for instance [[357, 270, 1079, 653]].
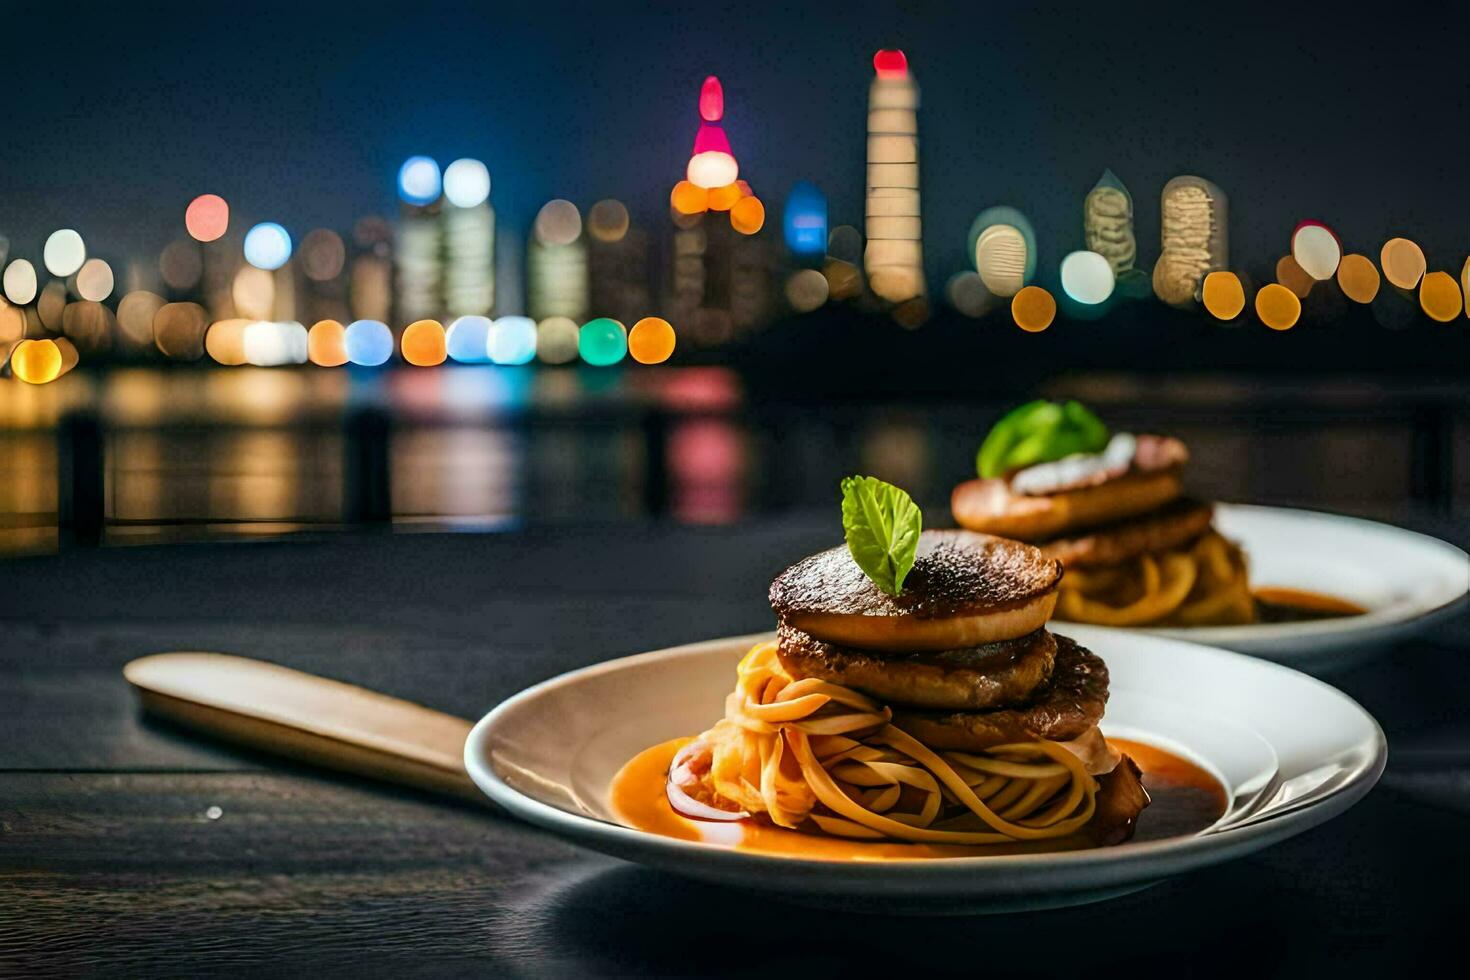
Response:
[[3, 0, 1468, 292]]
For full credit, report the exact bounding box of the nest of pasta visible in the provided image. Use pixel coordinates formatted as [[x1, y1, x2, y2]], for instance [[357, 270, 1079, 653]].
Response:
[[669, 530, 1149, 847]]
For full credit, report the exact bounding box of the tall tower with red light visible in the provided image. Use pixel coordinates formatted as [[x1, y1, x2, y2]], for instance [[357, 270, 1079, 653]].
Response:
[[670, 75, 765, 236], [864, 49, 924, 303]]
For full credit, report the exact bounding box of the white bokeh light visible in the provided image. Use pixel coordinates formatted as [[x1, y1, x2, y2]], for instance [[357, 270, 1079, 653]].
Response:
[[443, 158, 491, 208], [43, 229, 86, 277]]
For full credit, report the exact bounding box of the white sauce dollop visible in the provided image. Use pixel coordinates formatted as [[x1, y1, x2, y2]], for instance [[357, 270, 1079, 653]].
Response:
[[1010, 432, 1136, 496]]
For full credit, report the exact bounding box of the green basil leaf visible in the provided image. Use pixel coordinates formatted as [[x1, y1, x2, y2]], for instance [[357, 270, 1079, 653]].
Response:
[[976, 400, 1111, 477], [840, 475, 922, 596]]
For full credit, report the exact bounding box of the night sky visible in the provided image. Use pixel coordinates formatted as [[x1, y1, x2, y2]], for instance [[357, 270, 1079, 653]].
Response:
[[2, 1, 1466, 288]]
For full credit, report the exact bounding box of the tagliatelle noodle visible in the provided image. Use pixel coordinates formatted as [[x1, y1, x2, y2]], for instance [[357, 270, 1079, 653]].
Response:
[[686, 642, 1101, 845], [1055, 532, 1254, 627]]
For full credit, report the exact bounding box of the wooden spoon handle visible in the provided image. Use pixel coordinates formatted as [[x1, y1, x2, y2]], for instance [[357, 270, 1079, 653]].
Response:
[[124, 652, 482, 803]]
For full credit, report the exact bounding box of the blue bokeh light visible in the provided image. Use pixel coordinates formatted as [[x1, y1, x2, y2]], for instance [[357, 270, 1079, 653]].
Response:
[[489, 316, 537, 365], [243, 222, 292, 271], [783, 181, 828, 258], [344, 319, 394, 366], [397, 156, 442, 206], [445, 315, 493, 363]]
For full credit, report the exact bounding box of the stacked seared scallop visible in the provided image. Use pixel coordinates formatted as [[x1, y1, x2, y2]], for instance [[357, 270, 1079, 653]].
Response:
[[952, 405, 1252, 626], [773, 529, 1100, 749], [768, 528, 1147, 842]]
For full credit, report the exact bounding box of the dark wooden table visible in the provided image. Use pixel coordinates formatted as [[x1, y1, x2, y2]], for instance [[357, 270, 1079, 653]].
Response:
[[2, 519, 1466, 976]]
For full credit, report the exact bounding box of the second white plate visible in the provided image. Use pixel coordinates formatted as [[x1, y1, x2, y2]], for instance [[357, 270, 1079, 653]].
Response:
[[1134, 503, 1467, 671]]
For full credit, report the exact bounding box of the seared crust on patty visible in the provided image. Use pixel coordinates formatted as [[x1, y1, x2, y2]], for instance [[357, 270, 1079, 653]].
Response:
[[1040, 499, 1215, 568], [776, 624, 1056, 711], [890, 634, 1108, 750], [952, 468, 1184, 542], [770, 529, 1062, 621]]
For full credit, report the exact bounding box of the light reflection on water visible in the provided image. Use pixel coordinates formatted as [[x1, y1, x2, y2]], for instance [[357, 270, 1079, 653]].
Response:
[[0, 366, 1459, 553]]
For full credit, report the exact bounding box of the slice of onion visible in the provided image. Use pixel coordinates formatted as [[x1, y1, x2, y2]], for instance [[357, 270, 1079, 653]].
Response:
[[666, 741, 748, 821]]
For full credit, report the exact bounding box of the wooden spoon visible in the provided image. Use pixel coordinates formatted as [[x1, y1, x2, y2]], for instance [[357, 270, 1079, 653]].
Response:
[[124, 652, 482, 802]]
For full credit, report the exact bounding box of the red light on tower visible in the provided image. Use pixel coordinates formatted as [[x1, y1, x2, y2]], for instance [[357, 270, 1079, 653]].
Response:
[[873, 49, 908, 79], [692, 122, 733, 157], [699, 76, 724, 122]]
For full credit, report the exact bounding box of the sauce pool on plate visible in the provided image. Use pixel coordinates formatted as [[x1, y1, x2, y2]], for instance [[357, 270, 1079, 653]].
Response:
[[609, 737, 1226, 860], [1253, 587, 1367, 623]]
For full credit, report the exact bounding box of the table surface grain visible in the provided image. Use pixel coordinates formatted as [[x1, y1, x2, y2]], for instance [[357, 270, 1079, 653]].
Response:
[[1, 518, 1466, 977]]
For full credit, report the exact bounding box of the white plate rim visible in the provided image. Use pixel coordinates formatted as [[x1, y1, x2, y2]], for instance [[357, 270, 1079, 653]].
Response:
[[465, 630, 1387, 884], [1117, 503, 1467, 650]]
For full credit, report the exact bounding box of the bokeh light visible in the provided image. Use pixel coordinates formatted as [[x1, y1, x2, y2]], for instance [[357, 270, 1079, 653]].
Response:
[[307, 319, 348, 367], [43, 229, 86, 277], [670, 181, 708, 216], [75, 258, 114, 302], [730, 196, 765, 235], [10, 339, 62, 384], [785, 269, 830, 312], [1291, 221, 1341, 280], [205, 318, 250, 365], [442, 158, 491, 208], [533, 200, 582, 246], [117, 291, 165, 348], [445, 315, 493, 363], [707, 182, 741, 212], [401, 319, 447, 366], [1255, 282, 1302, 330], [185, 194, 230, 242], [1275, 255, 1315, 299], [398, 156, 442, 206], [1336, 254, 1381, 303], [687, 149, 738, 190], [946, 271, 993, 318], [231, 266, 275, 320], [1419, 271, 1463, 322], [243, 222, 292, 271], [38, 282, 66, 332], [344, 319, 394, 366], [489, 315, 537, 365], [783, 181, 828, 257], [300, 229, 346, 282], [3, 259, 38, 305], [0, 296, 25, 345], [628, 316, 676, 364], [873, 48, 909, 78], [153, 302, 208, 360], [159, 239, 203, 290], [579, 317, 627, 366], [1059, 250, 1115, 305], [587, 199, 630, 243], [1380, 237, 1426, 289], [536, 316, 580, 364], [1202, 271, 1246, 320], [244, 321, 309, 366], [1011, 285, 1056, 332], [699, 75, 724, 122], [62, 301, 113, 354]]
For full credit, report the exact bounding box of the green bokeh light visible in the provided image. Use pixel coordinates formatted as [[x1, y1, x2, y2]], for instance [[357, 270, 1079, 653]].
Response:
[[579, 317, 627, 366]]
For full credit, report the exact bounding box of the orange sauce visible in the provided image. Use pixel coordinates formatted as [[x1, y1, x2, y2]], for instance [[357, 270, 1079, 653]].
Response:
[[609, 736, 1225, 861], [1253, 587, 1366, 621]]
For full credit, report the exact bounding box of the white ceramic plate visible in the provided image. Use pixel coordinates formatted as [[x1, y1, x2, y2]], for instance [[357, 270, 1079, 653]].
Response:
[[466, 627, 1384, 914], [1126, 504, 1467, 671]]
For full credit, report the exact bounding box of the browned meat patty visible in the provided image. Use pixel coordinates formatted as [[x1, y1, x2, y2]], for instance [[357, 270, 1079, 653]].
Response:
[[769, 529, 1062, 652], [1039, 499, 1216, 568], [952, 468, 1184, 542], [890, 634, 1108, 750], [775, 624, 1056, 711]]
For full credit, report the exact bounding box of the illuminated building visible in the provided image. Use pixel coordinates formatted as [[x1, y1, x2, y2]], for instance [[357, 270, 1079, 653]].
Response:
[[395, 156, 444, 323], [1084, 170, 1136, 276], [668, 76, 765, 237], [442, 158, 495, 318], [969, 207, 1035, 298], [528, 200, 588, 323], [1152, 176, 1228, 307], [864, 50, 924, 304]]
